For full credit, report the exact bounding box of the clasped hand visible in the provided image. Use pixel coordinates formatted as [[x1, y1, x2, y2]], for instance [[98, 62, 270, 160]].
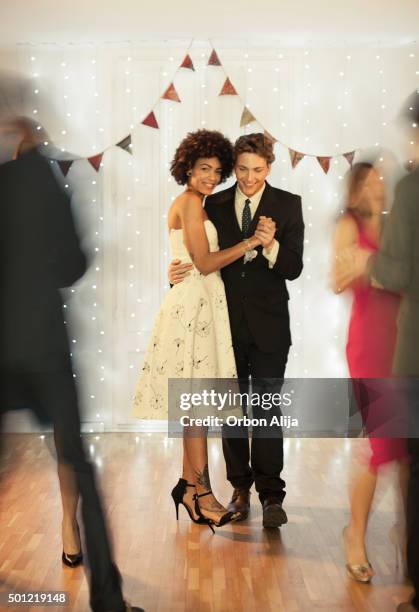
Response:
[[254, 216, 276, 250], [168, 216, 277, 284]]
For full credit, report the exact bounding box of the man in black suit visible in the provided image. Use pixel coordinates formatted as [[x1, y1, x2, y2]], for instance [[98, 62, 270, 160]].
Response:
[[170, 133, 304, 527], [0, 117, 143, 612]]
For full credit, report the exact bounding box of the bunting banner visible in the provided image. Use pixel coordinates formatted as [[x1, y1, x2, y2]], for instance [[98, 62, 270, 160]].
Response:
[[116, 135, 132, 154], [289, 149, 305, 168], [162, 82, 181, 103], [208, 49, 222, 66], [88, 153, 104, 171], [264, 130, 278, 145], [47, 43, 366, 178], [180, 54, 195, 71], [142, 111, 159, 129], [57, 159, 74, 177], [240, 107, 257, 127], [343, 151, 355, 167], [317, 156, 331, 174], [219, 78, 237, 96]]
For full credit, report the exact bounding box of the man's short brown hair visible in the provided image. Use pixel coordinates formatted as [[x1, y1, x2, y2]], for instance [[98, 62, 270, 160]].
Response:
[[234, 133, 275, 164]]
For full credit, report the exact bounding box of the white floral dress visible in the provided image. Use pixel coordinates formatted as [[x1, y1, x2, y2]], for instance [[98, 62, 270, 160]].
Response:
[[132, 220, 237, 420]]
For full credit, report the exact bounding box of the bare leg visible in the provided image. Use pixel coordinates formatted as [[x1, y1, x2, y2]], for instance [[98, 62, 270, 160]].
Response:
[[182, 436, 195, 483], [182, 426, 231, 523], [180, 437, 200, 520], [345, 463, 377, 567], [57, 461, 81, 554]]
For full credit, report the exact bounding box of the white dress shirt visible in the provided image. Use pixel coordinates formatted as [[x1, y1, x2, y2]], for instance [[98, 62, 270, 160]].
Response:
[[234, 183, 279, 268]]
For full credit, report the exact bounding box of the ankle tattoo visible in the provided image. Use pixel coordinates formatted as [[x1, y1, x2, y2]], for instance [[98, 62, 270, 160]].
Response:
[[195, 464, 211, 490]]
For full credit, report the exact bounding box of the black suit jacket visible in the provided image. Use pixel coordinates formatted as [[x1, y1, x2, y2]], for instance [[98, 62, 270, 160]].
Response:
[[0, 148, 87, 373], [205, 181, 304, 353]]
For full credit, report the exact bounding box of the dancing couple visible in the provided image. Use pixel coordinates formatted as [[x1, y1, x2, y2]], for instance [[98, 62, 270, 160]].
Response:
[[133, 130, 304, 530], [332, 90, 419, 611]]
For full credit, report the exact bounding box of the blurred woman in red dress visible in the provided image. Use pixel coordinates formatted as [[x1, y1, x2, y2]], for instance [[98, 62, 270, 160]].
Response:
[[332, 162, 409, 582]]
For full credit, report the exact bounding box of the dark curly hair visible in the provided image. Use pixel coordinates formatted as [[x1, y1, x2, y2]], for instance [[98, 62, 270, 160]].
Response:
[[234, 132, 276, 164], [170, 129, 234, 185]]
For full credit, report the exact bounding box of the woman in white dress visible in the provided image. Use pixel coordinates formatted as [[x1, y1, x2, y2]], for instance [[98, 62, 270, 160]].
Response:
[[133, 130, 262, 529]]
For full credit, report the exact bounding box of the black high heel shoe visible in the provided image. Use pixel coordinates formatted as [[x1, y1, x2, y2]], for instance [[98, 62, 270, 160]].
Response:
[[171, 478, 207, 524], [62, 550, 83, 568], [193, 490, 236, 532], [62, 522, 83, 568]]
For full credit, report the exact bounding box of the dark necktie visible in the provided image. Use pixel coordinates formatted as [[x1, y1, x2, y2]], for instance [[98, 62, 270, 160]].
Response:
[[241, 198, 252, 238]]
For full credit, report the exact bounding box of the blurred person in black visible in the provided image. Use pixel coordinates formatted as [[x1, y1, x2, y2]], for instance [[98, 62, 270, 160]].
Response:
[[0, 117, 85, 569], [0, 116, 143, 612], [367, 91, 419, 612]]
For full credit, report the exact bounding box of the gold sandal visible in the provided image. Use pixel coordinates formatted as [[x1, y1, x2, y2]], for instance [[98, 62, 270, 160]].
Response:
[[342, 526, 374, 583]]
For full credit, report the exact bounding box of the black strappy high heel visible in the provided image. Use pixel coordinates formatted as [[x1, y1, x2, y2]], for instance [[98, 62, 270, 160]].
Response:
[[171, 478, 207, 524], [193, 490, 236, 532]]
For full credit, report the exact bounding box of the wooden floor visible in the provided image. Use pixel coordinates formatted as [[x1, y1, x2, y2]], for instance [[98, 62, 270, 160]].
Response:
[[0, 434, 413, 612]]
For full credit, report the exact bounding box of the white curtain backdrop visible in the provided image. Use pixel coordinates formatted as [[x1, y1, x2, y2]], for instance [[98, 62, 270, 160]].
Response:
[[1, 40, 418, 431]]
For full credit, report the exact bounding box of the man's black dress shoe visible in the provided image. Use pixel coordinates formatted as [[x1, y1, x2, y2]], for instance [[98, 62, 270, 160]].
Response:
[[262, 496, 288, 528], [227, 488, 251, 521]]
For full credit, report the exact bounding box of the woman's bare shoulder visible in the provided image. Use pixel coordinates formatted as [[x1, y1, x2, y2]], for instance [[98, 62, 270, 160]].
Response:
[[175, 190, 203, 206], [175, 191, 205, 220]]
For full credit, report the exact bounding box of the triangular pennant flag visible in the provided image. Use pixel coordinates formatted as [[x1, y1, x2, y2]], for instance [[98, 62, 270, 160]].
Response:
[[142, 111, 159, 129], [343, 151, 355, 167], [317, 156, 331, 174], [57, 159, 74, 177], [264, 130, 278, 145], [219, 78, 237, 96], [289, 149, 305, 168], [88, 152, 104, 172], [116, 135, 133, 154], [240, 107, 256, 127], [208, 49, 221, 66], [180, 54, 195, 71], [162, 82, 181, 103]]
